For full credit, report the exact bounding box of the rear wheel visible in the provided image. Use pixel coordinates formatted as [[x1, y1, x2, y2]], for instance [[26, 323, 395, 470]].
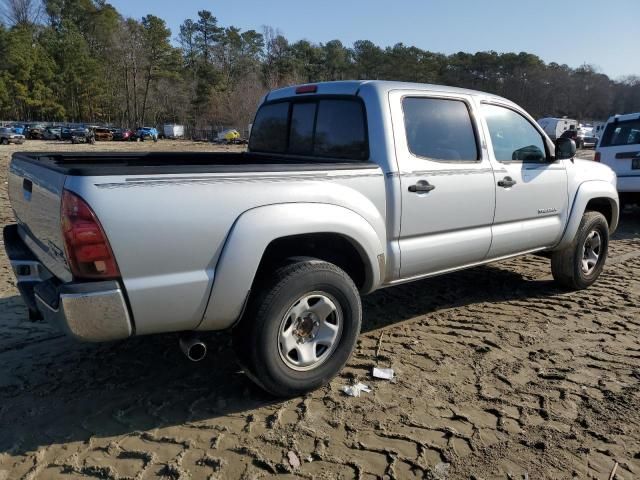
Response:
[[551, 211, 609, 290], [1, 138, 8, 145], [233, 259, 362, 397]]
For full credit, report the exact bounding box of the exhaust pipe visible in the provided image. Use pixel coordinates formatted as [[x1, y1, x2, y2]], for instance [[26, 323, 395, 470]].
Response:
[[179, 336, 207, 362]]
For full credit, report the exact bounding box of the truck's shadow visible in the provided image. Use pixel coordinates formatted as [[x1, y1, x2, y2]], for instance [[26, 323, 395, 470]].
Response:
[[0, 261, 571, 458]]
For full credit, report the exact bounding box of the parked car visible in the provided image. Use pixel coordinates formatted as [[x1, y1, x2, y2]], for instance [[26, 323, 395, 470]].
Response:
[[70, 127, 96, 144], [60, 127, 76, 141], [595, 112, 640, 206], [26, 124, 46, 140], [61, 128, 71, 140], [559, 127, 597, 149], [134, 127, 158, 142], [94, 127, 114, 141], [0, 127, 25, 145], [214, 128, 243, 144], [42, 127, 62, 140], [111, 128, 134, 141], [7, 124, 26, 135], [537, 117, 578, 140], [4, 80, 619, 397]]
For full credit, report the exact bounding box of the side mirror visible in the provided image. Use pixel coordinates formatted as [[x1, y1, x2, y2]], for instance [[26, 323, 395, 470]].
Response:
[[555, 137, 576, 160]]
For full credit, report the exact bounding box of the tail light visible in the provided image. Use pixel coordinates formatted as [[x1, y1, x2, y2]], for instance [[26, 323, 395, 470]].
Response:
[[61, 190, 120, 279], [594, 152, 601, 162]]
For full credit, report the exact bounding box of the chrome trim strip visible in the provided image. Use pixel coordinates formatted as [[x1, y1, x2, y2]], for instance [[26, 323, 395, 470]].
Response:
[[96, 170, 385, 188]]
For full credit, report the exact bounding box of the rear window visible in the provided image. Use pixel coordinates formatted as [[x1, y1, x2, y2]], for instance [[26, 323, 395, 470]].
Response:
[[600, 119, 640, 147], [249, 98, 368, 161], [402, 97, 479, 161], [249, 102, 289, 153]]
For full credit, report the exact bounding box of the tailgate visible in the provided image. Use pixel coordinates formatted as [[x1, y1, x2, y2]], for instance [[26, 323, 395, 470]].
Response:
[[8, 156, 71, 281]]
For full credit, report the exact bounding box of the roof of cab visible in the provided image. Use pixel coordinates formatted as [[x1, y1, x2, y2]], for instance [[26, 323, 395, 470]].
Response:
[[264, 80, 512, 105], [605, 112, 640, 124]]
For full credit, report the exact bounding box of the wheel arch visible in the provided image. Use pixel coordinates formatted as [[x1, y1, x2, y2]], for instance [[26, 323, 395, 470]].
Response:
[[255, 232, 371, 293], [554, 181, 619, 251], [197, 203, 385, 331]]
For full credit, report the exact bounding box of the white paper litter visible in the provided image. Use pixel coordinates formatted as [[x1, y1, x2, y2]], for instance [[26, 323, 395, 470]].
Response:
[[341, 382, 372, 397], [372, 367, 395, 380], [287, 451, 301, 469]]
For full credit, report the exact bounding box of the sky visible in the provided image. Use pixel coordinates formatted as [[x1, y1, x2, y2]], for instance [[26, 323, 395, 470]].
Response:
[[108, 0, 639, 80]]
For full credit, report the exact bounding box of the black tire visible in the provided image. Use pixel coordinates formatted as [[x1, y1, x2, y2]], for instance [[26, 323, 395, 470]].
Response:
[[233, 259, 362, 397], [551, 211, 609, 290], [1, 138, 8, 145]]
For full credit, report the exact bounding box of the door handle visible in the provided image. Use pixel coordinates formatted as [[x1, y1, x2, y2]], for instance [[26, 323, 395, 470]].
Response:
[[408, 180, 436, 193], [497, 176, 517, 188]]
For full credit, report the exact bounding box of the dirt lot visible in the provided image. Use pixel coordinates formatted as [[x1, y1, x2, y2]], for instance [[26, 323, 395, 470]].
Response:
[[0, 142, 638, 479]]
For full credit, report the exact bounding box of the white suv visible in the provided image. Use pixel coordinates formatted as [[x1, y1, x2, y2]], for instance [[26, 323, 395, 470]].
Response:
[[596, 112, 640, 205]]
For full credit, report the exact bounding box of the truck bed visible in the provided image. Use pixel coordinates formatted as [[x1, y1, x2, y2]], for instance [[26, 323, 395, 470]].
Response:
[[8, 149, 385, 336], [13, 152, 376, 176]]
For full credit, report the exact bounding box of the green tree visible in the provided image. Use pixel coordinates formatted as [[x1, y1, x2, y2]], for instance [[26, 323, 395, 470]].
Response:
[[139, 14, 178, 125]]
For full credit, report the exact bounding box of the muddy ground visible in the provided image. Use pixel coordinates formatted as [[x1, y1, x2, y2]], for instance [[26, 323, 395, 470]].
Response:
[[0, 142, 638, 479]]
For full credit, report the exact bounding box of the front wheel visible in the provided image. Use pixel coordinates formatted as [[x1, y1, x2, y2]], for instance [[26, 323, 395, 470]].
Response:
[[551, 211, 609, 290], [233, 259, 362, 397]]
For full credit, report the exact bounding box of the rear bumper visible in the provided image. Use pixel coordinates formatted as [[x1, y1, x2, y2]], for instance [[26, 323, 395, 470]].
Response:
[[3, 224, 132, 342]]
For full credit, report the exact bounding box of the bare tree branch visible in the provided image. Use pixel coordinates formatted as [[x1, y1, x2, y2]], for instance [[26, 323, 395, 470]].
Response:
[[1, 0, 42, 27]]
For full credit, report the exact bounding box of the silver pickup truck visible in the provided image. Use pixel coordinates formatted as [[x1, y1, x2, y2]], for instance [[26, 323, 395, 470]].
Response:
[[4, 81, 619, 397]]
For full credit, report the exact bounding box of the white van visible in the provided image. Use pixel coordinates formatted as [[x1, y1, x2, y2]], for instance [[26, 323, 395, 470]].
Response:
[[537, 117, 578, 140], [161, 124, 185, 139], [595, 113, 640, 204]]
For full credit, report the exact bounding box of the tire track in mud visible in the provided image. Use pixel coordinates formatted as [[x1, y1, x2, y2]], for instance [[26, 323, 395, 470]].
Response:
[[2, 249, 638, 479]]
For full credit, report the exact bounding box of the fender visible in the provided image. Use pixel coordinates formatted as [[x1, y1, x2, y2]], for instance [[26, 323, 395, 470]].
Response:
[[196, 203, 385, 331], [553, 180, 619, 250]]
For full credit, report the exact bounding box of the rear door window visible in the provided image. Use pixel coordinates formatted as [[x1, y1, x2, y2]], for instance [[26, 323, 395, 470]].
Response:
[[402, 97, 479, 161], [250, 98, 368, 161], [600, 119, 640, 147]]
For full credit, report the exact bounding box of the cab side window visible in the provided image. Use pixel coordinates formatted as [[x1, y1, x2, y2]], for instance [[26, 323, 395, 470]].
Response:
[[403, 97, 479, 161], [482, 104, 547, 163]]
